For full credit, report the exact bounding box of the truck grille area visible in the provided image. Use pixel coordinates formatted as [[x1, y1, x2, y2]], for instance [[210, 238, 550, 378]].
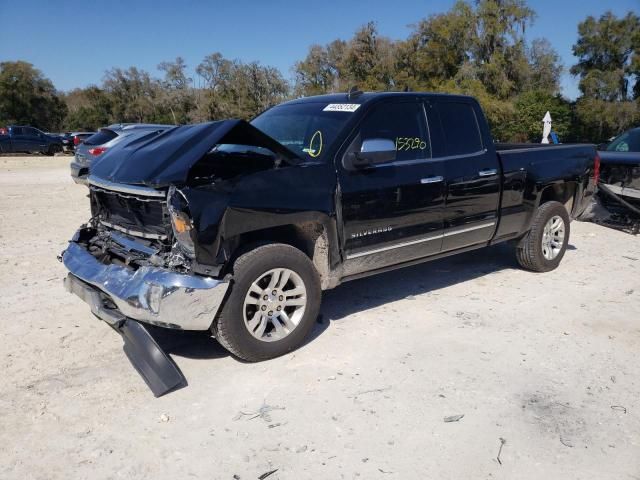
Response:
[[90, 186, 171, 240]]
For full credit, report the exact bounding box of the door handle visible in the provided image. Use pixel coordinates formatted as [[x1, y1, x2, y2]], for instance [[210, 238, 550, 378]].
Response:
[[478, 169, 498, 177], [420, 176, 444, 184]]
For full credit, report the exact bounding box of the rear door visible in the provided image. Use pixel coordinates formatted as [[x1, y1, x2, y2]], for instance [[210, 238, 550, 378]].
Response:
[[433, 99, 501, 251], [338, 99, 446, 275]]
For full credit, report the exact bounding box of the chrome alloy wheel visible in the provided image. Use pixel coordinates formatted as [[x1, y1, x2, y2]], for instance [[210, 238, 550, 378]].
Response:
[[242, 268, 307, 342], [541, 215, 565, 260]]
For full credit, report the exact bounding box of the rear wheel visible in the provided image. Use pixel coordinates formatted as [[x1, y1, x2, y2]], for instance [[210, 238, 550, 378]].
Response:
[[214, 243, 321, 362], [516, 201, 570, 272]]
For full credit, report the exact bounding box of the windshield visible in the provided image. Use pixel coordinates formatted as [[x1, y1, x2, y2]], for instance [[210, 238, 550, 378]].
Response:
[[251, 102, 356, 162], [606, 129, 640, 152]]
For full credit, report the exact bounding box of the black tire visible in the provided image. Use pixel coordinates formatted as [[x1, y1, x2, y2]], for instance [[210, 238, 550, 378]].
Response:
[[516, 201, 570, 272], [214, 243, 321, 362], [45, 145, 56, 156]]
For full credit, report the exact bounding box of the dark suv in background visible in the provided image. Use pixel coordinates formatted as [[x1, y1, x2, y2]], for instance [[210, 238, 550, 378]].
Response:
[[71, 123, 174, 184], [0, 126, 64, 155]]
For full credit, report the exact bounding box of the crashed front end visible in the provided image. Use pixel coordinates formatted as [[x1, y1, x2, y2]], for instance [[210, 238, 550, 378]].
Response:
[[61, 177, 230, 395], [60, 120, 300, 395], [63, 178, 230, 331]]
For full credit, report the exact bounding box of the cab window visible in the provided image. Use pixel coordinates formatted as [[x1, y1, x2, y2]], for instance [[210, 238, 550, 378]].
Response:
[[352, 102, 431, 163], [436, 102, 483, 156]]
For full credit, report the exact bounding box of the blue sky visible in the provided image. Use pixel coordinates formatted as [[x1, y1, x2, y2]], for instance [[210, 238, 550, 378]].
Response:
[[0, 0, 637, 99]]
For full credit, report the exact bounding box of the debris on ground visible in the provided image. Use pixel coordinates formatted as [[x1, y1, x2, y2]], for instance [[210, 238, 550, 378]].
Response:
[[497, 437, 507, 464], [611, 405, 627, 413], [443, 414, 464, 423], [349, 386, 391, 399], [258, 469, 278, 479], [233, 402, 285, 423], [559, 436, 574, 448]]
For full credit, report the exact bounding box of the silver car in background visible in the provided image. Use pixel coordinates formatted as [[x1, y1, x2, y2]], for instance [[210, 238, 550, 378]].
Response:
[[70, 123, 174, 184]]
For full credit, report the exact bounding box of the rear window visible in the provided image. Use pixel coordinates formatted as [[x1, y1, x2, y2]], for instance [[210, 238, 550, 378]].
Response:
[[84, 129, 117, 146], [437, 102, 483, 156]]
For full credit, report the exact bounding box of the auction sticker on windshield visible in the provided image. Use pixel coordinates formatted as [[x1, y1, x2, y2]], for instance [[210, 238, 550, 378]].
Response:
[[323, 103, 360, 112]]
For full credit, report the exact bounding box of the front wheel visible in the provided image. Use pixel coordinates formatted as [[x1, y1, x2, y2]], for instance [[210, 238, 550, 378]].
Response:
[[213, 243, 321, 362], [516, 201, 570, 272]]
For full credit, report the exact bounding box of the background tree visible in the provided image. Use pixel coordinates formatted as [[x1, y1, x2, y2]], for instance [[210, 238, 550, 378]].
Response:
[[8, 2, 638, 144], [196, 53, 288, 120], [102, 67, 162, 123], [341, 22, 398, 91], [571, 11, 640, 141], [294, 41, 346, 96], [293, 0, 564, 141], [525, 39, 562, 93], [62, 86, 112, 130], [510, 90, 573, 142], [157, 57, 195, 124], [395, 1, 475, 91], [0, 61, 67, 131]]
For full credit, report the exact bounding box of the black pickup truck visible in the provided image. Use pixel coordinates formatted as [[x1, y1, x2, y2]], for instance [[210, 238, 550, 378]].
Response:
[[0, 125, 63, 155], [61, 92, 598, 395]]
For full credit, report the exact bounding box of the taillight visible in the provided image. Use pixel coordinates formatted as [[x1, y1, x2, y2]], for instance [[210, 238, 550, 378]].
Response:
[[593, 152, 600, 184], [73, 136, 80, 145], [88, 147, 107, 156]]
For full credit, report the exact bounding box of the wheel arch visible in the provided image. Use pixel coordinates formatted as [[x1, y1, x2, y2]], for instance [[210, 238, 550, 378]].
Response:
[[223, 218, 340, 290], [538, 181, 577, 213]]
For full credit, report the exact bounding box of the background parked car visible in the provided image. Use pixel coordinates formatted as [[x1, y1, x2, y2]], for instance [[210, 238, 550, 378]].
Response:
[[61, 131, 95, 153], [0, 125, 63, 155], [597, 127, 640, 200], [584, 127, 640, 233], [70, 123, 174, 184]]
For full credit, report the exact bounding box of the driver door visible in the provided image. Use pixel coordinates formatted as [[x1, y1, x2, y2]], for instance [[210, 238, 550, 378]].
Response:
[[338, 99, 446, 275]]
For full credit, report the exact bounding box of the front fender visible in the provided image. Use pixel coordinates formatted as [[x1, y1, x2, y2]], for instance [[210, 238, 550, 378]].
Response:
[[181, 162, 338, 269]]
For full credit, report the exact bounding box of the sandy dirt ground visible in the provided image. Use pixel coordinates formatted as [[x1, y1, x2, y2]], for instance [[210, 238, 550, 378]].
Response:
[[0, 155, 639, 480]]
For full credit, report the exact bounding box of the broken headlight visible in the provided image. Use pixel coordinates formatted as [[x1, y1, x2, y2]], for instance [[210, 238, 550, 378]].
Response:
[[167, 186, 196, 258]]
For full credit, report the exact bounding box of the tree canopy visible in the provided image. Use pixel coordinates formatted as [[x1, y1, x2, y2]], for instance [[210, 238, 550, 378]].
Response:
[[0, 61, 67, 131], [1, 2, 638, 142]]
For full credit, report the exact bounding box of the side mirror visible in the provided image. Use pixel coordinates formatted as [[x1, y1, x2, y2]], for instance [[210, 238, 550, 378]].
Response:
[[347, 138, 397, 169], [597, 143, 608, 151]]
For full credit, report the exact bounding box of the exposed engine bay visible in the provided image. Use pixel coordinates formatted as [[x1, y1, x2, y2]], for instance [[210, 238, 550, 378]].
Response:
[[81, 184, 193, 273]]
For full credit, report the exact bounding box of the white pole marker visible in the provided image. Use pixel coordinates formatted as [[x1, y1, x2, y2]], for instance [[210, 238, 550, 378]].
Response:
[[542, 111, 552, 144]]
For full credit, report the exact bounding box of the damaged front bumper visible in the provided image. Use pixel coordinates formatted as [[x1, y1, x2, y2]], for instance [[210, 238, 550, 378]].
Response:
[[62, 241, 229, 330], [61, 240, 230, 396], [64, 272, 188, 396]]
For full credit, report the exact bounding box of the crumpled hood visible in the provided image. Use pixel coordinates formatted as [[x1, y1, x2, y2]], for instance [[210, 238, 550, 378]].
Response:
[[89, 120, 299, 187]]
